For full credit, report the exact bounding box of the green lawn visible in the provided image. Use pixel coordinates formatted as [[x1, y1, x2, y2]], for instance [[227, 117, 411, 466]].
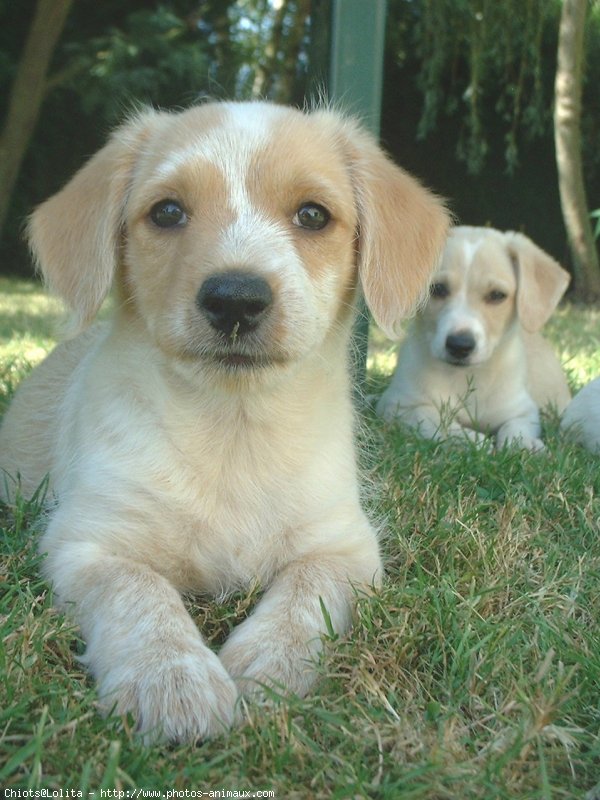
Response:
[[1, 279, 600, 798]]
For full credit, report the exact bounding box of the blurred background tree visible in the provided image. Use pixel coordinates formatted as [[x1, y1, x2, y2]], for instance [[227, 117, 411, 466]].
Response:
[[0, 0, 598, 301], [554, 0, 600, 300], [0, 0, 73, 243], [0, 0, 312, 275], [383, 0, 600, 300]]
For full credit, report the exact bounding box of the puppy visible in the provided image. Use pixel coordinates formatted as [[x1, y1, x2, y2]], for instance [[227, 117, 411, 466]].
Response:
[[376, 226, 571, 450], [0, 101, 449, 743], [561, 377, 600, 453]]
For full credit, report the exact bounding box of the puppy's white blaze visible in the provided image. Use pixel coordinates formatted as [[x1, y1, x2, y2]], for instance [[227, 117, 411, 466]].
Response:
[[214, 215, 331, 354], [154, 146, 203, 181], [461, 237, 482, 270], [430, 237, 489, 360], [216, 213, 342, 335], [215, 112, 267, 219], [431, 295, 486, 360], [156, 104, 274, 218], [444, 292, 477, 332], [217, 214, 295, 274]]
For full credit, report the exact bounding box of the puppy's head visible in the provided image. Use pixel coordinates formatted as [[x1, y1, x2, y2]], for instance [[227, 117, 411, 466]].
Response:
[[29, 102, 449, 378], [420, 226, 570, 366]]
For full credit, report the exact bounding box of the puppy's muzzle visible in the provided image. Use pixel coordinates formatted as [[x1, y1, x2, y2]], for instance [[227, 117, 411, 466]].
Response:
[[197, 271, 273, 338], [445, 331, 476, 362]]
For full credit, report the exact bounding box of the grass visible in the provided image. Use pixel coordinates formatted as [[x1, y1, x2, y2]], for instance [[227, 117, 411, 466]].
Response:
[[1, 278, 600, 798], [0, 277, 65, 415]]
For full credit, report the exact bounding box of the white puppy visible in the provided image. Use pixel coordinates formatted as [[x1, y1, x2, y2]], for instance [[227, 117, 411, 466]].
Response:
[[376, 226, 571, 450], [0, 101, 449, 743], [561, 377, 600, 453]]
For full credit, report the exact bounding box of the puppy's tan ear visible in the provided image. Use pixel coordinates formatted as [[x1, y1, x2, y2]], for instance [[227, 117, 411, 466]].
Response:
[[28, 110, 161, 331], [505, 232, 571, 332], [338, 119, 450, 338]]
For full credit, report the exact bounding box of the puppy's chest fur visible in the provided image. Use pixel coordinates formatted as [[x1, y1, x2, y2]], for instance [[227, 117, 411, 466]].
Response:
[[434, 365, 527, 431], [410, 326, 529, 426], [62, 342, 354, 594]]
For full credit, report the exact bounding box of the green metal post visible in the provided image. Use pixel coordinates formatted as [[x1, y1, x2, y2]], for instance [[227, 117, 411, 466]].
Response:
[[328, 0, 387, 132], [308, 0, 388, 396]]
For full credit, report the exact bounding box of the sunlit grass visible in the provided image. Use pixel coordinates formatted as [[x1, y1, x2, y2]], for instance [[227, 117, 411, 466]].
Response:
[[546, 303, 600, 389], [0, 278, 115, 412], [1, 278, 600, 797], [0, 276, 65, 348], [0, 278, 65, 412]]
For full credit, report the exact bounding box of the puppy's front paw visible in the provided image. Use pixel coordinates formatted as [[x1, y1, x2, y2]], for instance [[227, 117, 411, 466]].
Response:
[[94, 645, 238, 744], [450, 426, 488, 446], [497, 431, 545, 452], [518, 436, 545, 452], [219, 623, 318, 700], [375, 392, 403, 423]]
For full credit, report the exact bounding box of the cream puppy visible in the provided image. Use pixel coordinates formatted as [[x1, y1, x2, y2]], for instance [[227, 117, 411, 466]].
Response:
[[561, 377, 600, 453], [0, 101, 449, 743], [376, 226, 571, 450]]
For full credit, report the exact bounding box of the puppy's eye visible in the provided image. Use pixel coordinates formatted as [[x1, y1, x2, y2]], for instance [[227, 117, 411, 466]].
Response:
[[149, 200, 187, 229], [430, 282, 449, 299], [485, 289, 507, 304], [294, 203, 330, 231]]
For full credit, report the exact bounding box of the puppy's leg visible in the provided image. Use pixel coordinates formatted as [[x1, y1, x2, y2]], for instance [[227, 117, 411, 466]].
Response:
[[496, 419, 544, 451], [45, 540, 238, 743], [380, 400, 487, 445], [376, 388, 404, 424], [219, 519, 381, 699], [377, 391, 441, 433], [495, 399, 544, 451]]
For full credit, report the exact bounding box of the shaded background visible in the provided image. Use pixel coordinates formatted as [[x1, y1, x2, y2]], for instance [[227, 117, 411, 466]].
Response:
[[1, 0, 599, 287]]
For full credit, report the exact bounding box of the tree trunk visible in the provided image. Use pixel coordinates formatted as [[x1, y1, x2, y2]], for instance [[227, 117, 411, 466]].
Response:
[[554, 0, 600, 301], [279, 0, 311, 102], [0, 0, 74, 241]]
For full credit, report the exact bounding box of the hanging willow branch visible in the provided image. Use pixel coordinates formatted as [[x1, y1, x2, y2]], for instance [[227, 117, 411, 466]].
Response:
[[411, 0, 559, 174]]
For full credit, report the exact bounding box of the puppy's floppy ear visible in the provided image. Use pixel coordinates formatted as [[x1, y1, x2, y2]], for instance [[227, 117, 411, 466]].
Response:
[[504, 232, 571, 332], [337, 119, 450, 338], [27, 109, 161, 331]]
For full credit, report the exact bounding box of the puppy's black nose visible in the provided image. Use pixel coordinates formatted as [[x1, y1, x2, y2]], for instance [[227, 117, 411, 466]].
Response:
[[197, 271, 273, 337], [445, 331, 476, 360]]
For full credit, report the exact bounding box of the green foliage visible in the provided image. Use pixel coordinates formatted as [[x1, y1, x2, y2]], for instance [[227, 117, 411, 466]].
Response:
[[227, 0, 311, 101], [3, 1, 600, 277], [50, 1, 311, 117], [61, 7, 211, 120], [388, 0, 571, 175], [0, 1, 312, 275]]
